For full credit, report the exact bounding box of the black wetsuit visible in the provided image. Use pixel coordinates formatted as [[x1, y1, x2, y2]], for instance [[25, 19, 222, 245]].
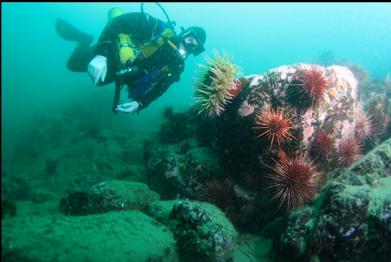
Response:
[[67, 12, 185, 110]]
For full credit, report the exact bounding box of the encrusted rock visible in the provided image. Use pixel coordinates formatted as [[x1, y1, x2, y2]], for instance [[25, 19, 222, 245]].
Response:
[[271, 138, 391, 261], [169, 200, 235, 262], [59, 180, 160, 215], [145, 141, 222, 199]]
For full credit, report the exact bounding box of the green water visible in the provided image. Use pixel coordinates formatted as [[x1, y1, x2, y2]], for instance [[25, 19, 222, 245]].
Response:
[[3, 2, 391, 157], [2, 3, 391, 262]]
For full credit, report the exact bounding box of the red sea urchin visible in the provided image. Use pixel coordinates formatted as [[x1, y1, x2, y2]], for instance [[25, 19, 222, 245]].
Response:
[[310, 131, 334, 161], [336, 137, 362, 168], [254, 108, 295, 148], [266, 154, 321, 210], [289, 69, 328, 107]]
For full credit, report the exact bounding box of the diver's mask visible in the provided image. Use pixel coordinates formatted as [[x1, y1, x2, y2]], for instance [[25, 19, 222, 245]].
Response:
[[179, 27, 205, 57]]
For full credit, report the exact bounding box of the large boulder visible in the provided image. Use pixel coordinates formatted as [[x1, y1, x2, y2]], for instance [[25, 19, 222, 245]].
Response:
[[146, 200, 238, 239], [197, 63, 363, 175], [169, 200, 235, 262], [146, 200, 238, 262]]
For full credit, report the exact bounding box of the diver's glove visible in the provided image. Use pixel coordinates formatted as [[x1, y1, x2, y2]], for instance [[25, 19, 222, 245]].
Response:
[[88, 55, 107, 85], [115, 100, 140, 113]]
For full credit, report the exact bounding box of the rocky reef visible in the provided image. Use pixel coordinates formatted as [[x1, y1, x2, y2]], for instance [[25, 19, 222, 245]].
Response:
[[2, 93, 251, 262], [147, 58, 390, 216], [271, 138, 391, 261], [2, 185, 245, 262], [145, 54, 390, 260], [3, 51, 390, 261]]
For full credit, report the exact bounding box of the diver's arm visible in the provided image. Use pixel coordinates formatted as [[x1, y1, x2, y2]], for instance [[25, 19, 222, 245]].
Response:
[[137, 73, 181, 110], [137, 47, 185, 110], [137, 81, 172, 110]]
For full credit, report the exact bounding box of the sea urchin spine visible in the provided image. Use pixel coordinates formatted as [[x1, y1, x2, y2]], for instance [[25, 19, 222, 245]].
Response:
[[336, 137, 362, 168], [254, 108, 295, 148], [290, 69, 328, 107], [310, 131, 334, 161], [196, 178, 235, 211], [354, 111, 373, 142], [266, 154, 321, 210]]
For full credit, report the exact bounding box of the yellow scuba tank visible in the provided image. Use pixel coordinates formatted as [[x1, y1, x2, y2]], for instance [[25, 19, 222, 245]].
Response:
[[118, 33, 136, 65]]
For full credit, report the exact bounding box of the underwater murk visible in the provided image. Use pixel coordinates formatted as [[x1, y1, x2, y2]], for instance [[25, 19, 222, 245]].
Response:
[[2, 2, 391, 262]]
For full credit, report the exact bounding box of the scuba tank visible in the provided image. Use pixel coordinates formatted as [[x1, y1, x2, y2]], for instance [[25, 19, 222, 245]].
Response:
[[115, 2, 176, 81]]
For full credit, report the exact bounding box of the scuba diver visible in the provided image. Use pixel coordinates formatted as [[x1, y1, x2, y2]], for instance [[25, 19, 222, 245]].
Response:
[[55, 4, 206, 114]]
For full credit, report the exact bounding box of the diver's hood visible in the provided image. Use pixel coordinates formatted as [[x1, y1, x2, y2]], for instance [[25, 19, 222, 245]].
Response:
[[179, 26, 206, 56]]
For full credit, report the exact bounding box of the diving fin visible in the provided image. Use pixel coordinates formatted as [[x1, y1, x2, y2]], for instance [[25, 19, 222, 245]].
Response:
[[55, 18, 94, 44]]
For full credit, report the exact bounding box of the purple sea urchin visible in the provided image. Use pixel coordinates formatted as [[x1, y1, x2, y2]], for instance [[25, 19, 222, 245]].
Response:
[[336, 137, 362, 168], [354, 111, 373, 142]]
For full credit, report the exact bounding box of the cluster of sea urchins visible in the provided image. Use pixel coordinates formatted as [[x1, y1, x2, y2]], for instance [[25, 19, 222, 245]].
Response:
[[193, 50, 240, 117], [254, 67, 330, 210], [253, 107, 324, 210]]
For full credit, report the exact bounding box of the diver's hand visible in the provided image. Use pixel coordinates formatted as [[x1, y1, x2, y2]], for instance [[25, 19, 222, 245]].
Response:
[[116, 101, 140, 113], [88, 55, 107, 85]]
